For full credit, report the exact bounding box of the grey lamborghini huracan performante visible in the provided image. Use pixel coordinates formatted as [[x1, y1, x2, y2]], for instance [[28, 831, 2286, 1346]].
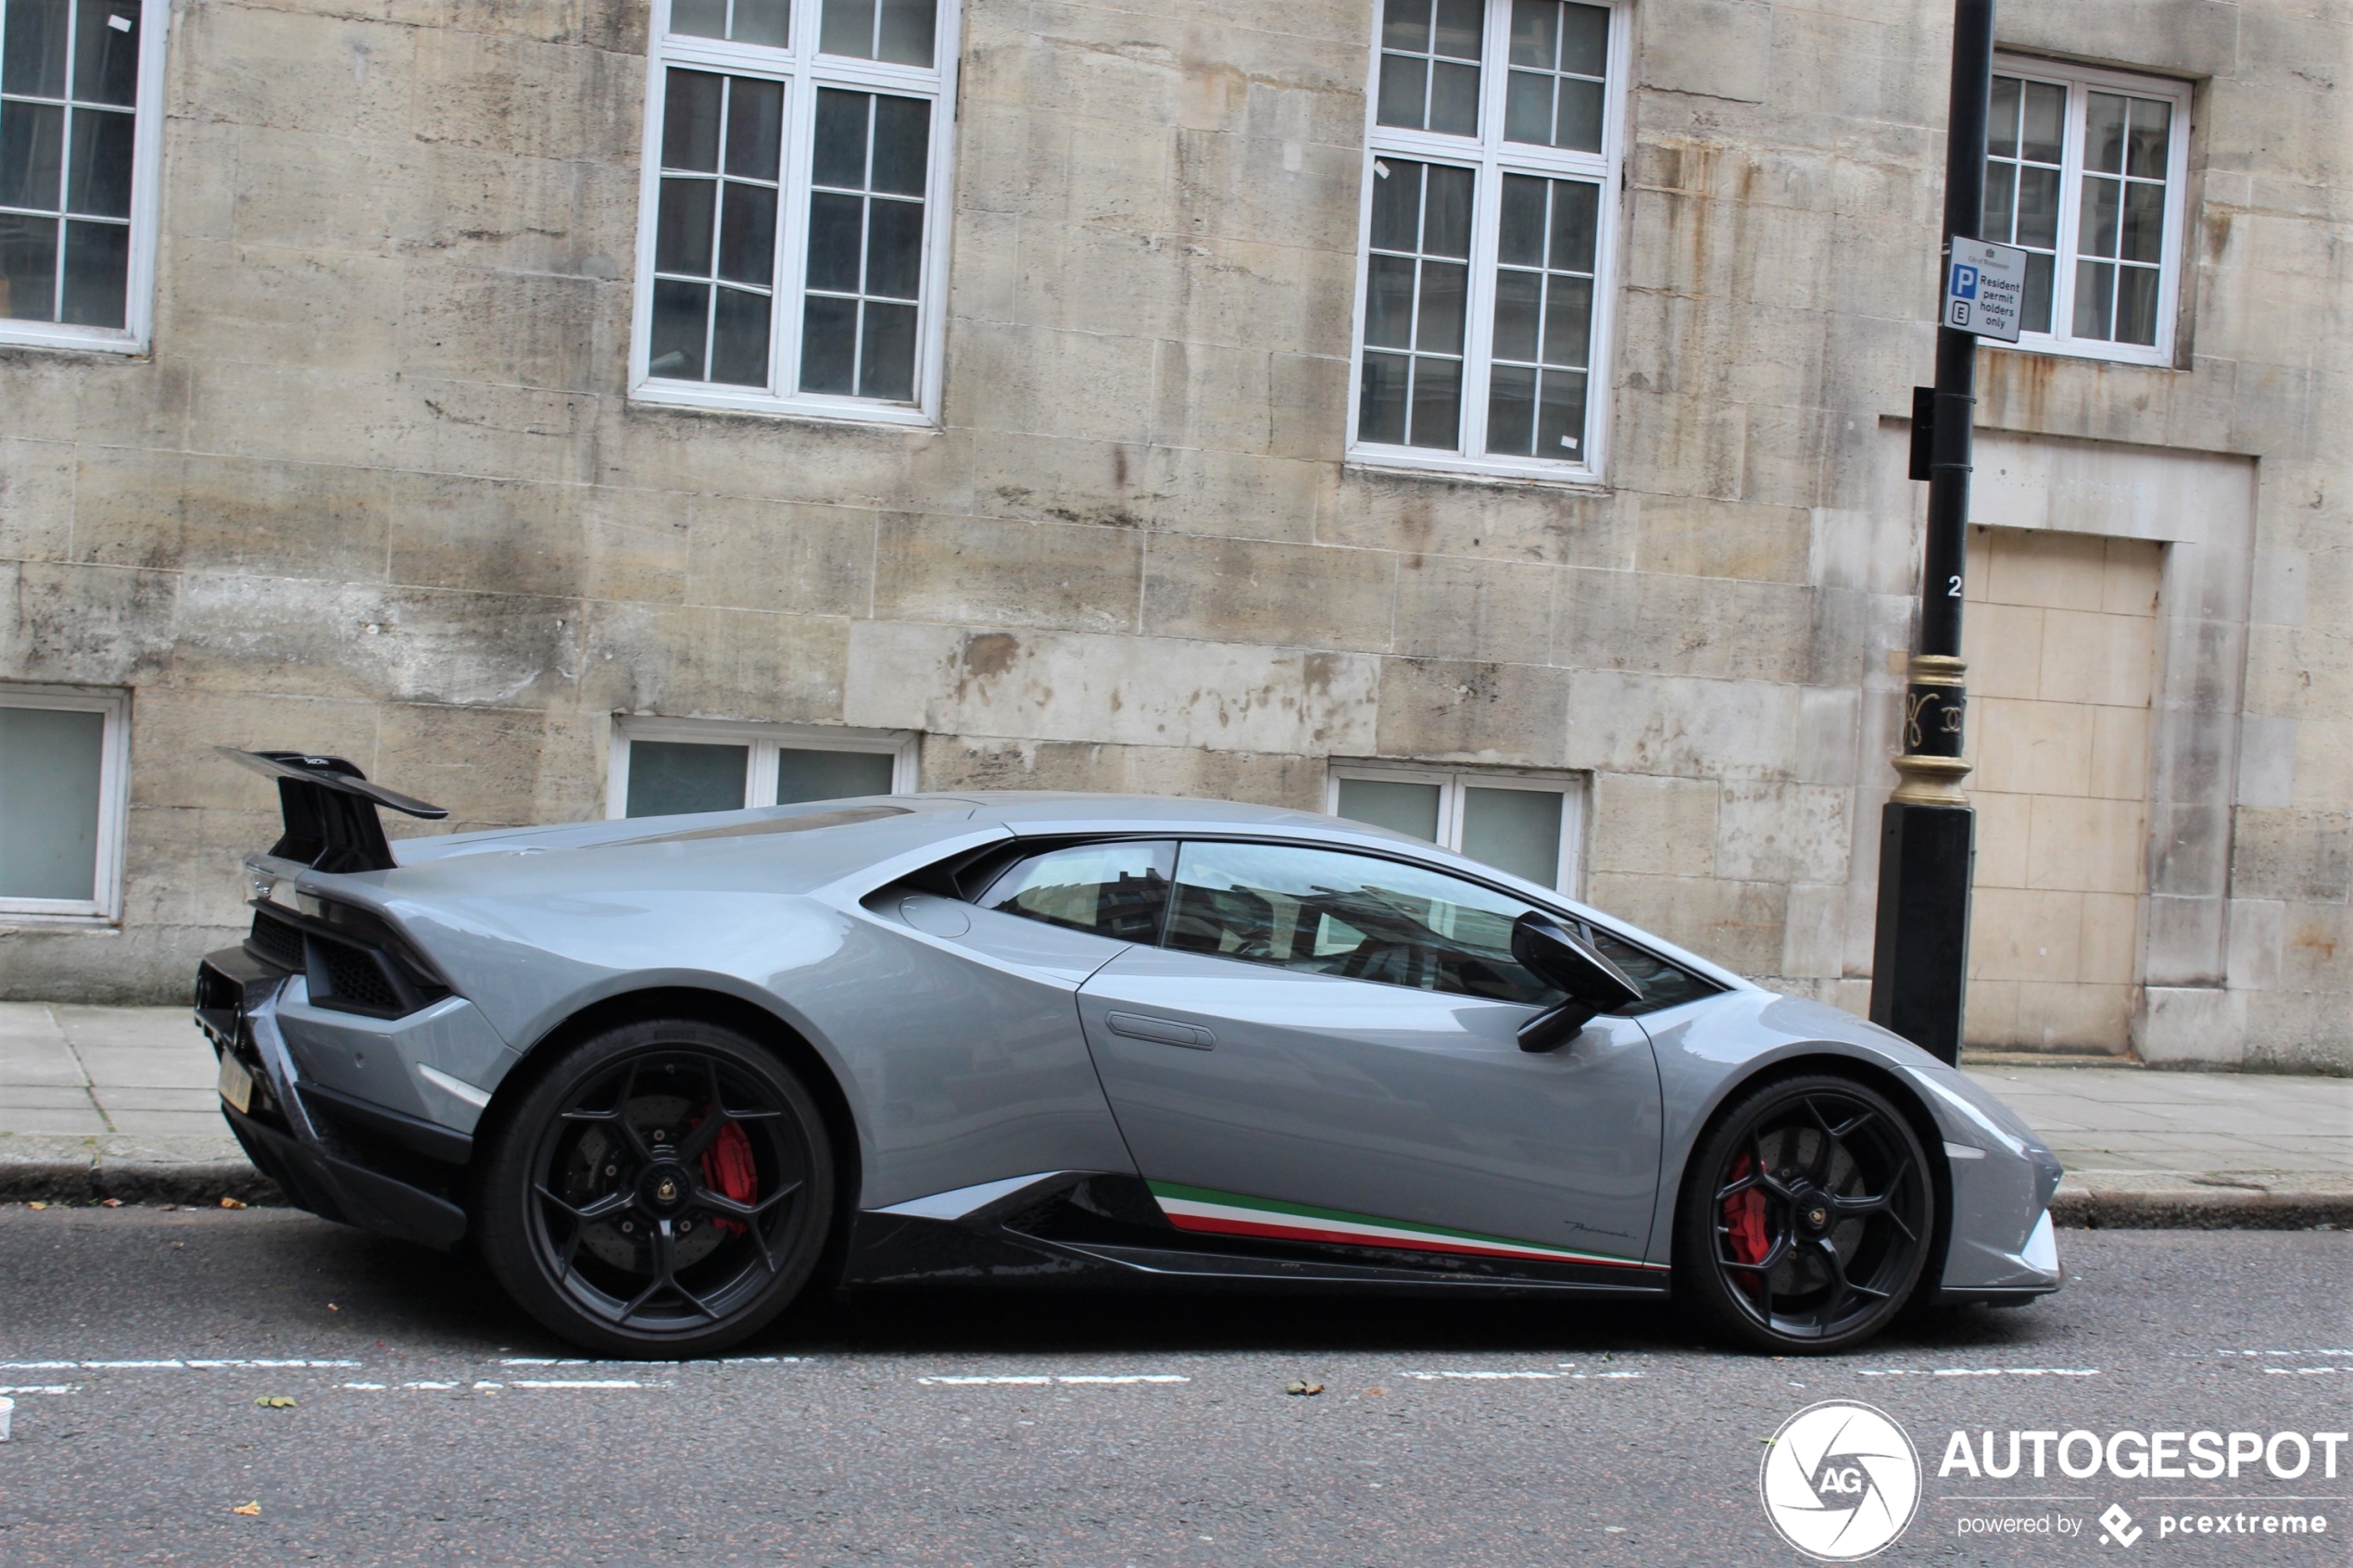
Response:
[[195, 749, 2063, 1357]]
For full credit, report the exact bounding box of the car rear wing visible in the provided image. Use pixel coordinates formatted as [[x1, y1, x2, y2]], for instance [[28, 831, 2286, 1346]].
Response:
[[220, 748, 448, 874]]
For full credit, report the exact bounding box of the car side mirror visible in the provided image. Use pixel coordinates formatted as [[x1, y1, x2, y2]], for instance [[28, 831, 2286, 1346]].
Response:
[[1510, 911, 1645, 1052]]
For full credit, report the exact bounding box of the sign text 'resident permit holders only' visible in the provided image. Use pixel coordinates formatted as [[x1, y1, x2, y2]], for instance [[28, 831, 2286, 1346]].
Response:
[[1943, 236, 2027, 343]]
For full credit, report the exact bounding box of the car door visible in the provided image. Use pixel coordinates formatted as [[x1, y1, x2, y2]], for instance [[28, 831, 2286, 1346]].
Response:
[[1072, 839, 1664, 1273]]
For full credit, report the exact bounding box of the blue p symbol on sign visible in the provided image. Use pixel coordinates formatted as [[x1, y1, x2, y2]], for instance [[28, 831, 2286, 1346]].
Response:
[[1952, 264, 1980, 299]]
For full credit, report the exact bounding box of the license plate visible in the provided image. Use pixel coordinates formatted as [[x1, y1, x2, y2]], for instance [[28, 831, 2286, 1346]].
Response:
[[217, 1052, 255, 1115]]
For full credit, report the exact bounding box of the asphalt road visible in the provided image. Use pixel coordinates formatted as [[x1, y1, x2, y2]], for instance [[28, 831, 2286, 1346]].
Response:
[[0, 1207, 2346, 1567]]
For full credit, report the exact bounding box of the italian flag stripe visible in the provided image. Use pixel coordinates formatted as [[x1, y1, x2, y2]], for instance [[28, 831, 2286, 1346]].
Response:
[[1147, 1182, 1660, 1271]]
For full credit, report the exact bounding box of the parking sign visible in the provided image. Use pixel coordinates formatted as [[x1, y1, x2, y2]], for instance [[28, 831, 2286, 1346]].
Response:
[[1942, 237, 2027, 343]]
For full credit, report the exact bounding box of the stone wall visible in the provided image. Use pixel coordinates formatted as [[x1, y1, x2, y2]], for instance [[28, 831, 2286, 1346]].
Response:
[[0, 0, 2343, 1070]]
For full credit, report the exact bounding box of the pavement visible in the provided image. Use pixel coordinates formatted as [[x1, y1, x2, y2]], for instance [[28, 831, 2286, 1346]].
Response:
[[2, 1002, 2348, 1225], [1, 1209, 2347, 1565]]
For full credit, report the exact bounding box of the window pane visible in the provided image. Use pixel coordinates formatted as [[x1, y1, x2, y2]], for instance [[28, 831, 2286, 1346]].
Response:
[[1432, 0, 1482, 59], [1358, 350, 1408, 444], [73, 0, 139, 106], [1548, 179, 1598, 270], [2021, 250, 2052, 333], [1428, 58, 1479, 135], [1491, 266, 1539, 359], [671, 0, 727, 36], [624, 741, 749, 817], [724, 78, 784, 179], [0, 99, 63, 210], [59, 218, 124, 325], [1537, 368, 1585, 457], [655, 176, 716, 275], [1407, 352, 1460, 448], [2020, 81, 2064, 163], [1508, 0, 1554, 68], [1376, 52, 1427, 130], [1497, 172, 1545, 264], [870, 96, 929, 195], [2015, 163, 2058, 249], [878, 0, 937, 66], [1503, 68, 1552, 144], [1414, 257, 1465, 352], [733, 0, 790, 46], [812, 88, 867, 188], [858, 298, 916, 398], [1368, 157, 1421, 251], [1583, 927, 1717, 1013], [1558, 1, 1606, 74], [65, 105, 132, 217], [1459, 786, 1561, 885], [2073, 258, 2113, 339], [2120, 178, 2164, 264], [1422, 163, 1472, 256], [717, 181, 775, 285], [1335, 777, 1441, 841], [0, 212, 57, 320], [1382, 0, 1430, 52], [1981, 159, 2015, 243], [2086, 92, 2126, 174], [982, 840, 1175, 944], [805, 190, 862, 292], [709, 284, 771, 384], [775, 747, 894, 803], [2079, 174, 2120, 257], [1166, 841, 1559, 1005], [3, 0, 69, 98], [1486, 362, 1535, 455], [663, 70, 723, 171], [820, 0, 876, 55], [0, 705, 103, 902], [864, 194, 923, 297], [1988, 76, 2020, 158], [1363, 252, 1416, 348], [799, 292, 857, 392], [1554, 74, 1603, 151], [1542, 272, 1591, 366], [2115, 264, 2158, 346], [2125, 97, 2170, 180], [648, 277, 709, 378]]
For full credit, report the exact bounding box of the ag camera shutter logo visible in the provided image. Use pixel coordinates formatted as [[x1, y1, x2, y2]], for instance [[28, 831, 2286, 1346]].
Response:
[[1760, 1400, 1922, 1560]]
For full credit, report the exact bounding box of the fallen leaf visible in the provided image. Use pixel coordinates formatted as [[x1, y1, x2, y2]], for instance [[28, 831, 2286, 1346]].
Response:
[[160, 1203, 179, 1211], [220, 1197, 248, 1210], [1364, 1386, 1388, 1397], [25, 1202, 45, 1210], [327, 1304, 339, 1312], [1284, 1380, 1324, 1397], [100, 1198, 124, 1208], [231, 1502, 261, 1516], [255, 1396, 297, 1410]]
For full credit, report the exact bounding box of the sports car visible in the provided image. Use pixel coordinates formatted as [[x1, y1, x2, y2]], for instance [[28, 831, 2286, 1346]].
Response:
[[195, 749, 2064, 1357]]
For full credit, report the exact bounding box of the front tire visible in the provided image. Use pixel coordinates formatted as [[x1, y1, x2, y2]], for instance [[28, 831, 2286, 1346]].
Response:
[[1675, 1073, 1931, 1354], [475, 1018, 836, 1358]]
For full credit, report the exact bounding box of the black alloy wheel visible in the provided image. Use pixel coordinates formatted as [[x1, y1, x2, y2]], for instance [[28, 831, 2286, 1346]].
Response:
[[1675, 1073, 1932, 1353], [477, 1018, 835, 1357]]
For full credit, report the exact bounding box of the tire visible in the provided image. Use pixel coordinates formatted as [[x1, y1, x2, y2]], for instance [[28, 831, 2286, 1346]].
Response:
[[475, 1018, 836, 1358], [1674, 1073, 1932, 1354]]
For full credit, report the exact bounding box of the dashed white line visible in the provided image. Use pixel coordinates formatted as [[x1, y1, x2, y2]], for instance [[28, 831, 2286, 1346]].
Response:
[[1401, 1369, 1643, 1381], [0, 1358, 360, 1371], [0, 1385, 76, 1396], [1857, 1368, 2098, 1377], [917, 1374, 1189, 1386]]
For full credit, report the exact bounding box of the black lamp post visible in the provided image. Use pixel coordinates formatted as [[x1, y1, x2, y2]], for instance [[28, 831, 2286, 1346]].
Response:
[[1869, 0, 1994, 1065]]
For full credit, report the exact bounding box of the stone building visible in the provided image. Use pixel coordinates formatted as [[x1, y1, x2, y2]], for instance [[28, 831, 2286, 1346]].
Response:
[[0, 0, 2343, 1069]]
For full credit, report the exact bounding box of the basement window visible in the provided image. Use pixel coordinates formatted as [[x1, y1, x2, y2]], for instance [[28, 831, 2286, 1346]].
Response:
[[1983, 56, 2191, 366], [628, 0, 960, 424], [1327, 762, 1586, 893], [0, 684, 129, 921], [608, 717, 919, 818], [0, 0, 166, 353]]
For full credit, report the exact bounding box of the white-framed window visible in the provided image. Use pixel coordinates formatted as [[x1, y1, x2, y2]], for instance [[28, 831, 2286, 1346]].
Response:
[[1347, 0, 1628, 484], [607, 717, 920, 819], [1982, 56, 2191, 367], [1327, 761, 1586, 893], [0, 684, 130, 921], [0, 0, 167, 354], [628, 0, 959, 426]]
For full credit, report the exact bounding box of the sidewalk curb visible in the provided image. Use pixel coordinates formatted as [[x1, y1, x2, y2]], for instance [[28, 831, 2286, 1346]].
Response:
[[2052, 1187, 2353, 1231], [1, 1159, 282, 1207]]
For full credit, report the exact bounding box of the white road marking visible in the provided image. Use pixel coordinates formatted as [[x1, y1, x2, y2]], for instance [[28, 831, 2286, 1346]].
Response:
[[922, 1375, 1051, 1386], [917, 1374, 1190, 1386], [341, 1383, 387, 1390], [2263, 1367, 2339, 1375], [512, 1379, 657, 1389], [0, 1358, 359, 1371], [0, 1386, 76, 1396], [2223, 1348, 2353, 1357], [1856, 1367, 2098, 1377]]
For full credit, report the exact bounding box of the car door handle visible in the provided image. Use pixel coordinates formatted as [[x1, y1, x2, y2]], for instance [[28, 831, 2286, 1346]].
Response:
[[1104, 1011, 1215, 1050]]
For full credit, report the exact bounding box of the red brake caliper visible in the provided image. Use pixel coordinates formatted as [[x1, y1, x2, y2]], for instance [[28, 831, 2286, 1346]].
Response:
[[699, 1122, 758, 1236], [1722, 1151, 1769, 1293]]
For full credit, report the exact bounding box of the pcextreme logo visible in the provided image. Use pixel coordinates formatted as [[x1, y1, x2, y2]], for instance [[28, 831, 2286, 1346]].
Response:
[[1759, 1401, 1923, 1561]]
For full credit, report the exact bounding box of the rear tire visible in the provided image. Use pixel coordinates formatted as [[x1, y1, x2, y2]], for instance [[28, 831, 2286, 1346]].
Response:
[[1674, 1073, 1931, 1354], [475, 1018, 836, 1358]]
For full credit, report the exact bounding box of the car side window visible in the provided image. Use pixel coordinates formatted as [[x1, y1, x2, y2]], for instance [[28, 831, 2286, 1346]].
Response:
[[1165, 841, 1563, 1006], [1582, 925, 1720, 1013], [976, 840, 1175, 943]]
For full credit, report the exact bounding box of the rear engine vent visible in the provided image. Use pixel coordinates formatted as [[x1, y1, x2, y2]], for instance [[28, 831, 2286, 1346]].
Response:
[[312, 935, 404, 1014], [247, 910, 306, 971]]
